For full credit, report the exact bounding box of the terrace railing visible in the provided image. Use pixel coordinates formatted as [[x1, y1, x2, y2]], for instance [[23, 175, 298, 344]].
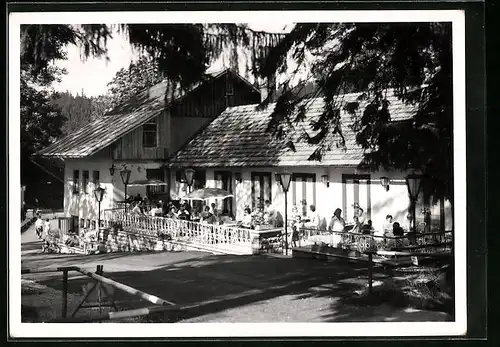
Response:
[[294, 226, 453, 253], [101, 211, 254, 247]]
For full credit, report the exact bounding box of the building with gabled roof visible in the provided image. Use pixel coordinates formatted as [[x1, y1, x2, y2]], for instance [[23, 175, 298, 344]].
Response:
[[35, 68, 261, 232], [167, 93, 452, 232]]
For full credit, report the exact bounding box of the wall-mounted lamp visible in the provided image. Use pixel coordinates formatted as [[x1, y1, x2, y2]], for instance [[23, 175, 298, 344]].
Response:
[[235, 172, 242, 184], [380, 176, 390, 191], [321, 174, 329, 188], [109, 164, 116, 176], [275, 173, 281, 185], [184, 168, 196, 192]]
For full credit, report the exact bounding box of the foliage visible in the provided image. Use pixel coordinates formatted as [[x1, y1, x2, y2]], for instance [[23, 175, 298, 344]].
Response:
[[90, 94, 113, 120], [257, 23, 453, 201], [21, 24, 112, 80], [20, 77, 66, 157], [22, 23, 285, 92], [20, 69, 66, 205], [105, 57, 164, 109], [52, 91, 92, 135]]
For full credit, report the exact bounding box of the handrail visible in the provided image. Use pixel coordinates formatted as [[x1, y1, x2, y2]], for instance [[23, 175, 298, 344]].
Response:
[[22, 265, 175, 322], [101, 211, 255, 246], [76, 268, 175, 306], [295, 226, 452, 253]]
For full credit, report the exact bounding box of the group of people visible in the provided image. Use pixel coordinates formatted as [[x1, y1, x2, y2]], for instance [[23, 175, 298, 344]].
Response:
[[129, 195, 224, 224], [380, 214, 407, 237], [239, 200, 282, 229], [34, 214, 53, 252], [290, 203, 378, 238]]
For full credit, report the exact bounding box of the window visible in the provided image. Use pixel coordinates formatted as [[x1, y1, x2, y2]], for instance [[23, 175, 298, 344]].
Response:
[[292, 173, 316, 216], [342, 174, 371, 224], [251, 172, 272, 210], [82, 170, 89, 194], [143, 118, 157, 148], [176, 170, 186, 183], [146, 168, 166, 196], [73, 170, 80, 194], [92, 170, 100, 187], [225, 74, 234, 95], [71, 215, 79, 234]]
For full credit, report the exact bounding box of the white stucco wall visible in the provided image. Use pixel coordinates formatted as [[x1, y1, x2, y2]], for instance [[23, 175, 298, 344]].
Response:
[[64, 157, 165, 221], [175, 166, 454, 233], [64, 157, 114, 219]]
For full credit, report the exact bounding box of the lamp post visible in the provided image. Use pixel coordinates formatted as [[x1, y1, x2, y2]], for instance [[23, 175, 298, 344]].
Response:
[[120, 168, 131, 211], [405, 175, 423, 232], [184, 168, 195, 194], [278, 171, 292, 255], [94, 187, 105, 229]]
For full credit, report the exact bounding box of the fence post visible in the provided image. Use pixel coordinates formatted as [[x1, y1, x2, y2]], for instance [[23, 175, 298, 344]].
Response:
[[368, 252, 373, 294], [62, 269, 68, 318]]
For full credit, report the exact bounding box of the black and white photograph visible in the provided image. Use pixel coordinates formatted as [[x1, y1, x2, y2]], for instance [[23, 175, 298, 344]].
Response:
[[9, 9, 468, 338]]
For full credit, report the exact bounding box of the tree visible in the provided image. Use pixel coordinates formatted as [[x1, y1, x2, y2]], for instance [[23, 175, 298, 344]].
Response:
[[90, 94, 113, 120], [105, 57, 164, 109], [256, 23, 453, 202], [21, 24, 284, 94]]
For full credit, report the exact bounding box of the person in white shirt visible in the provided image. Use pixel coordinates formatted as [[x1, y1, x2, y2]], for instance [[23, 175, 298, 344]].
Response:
[[131, 202, 143, 214], [352, 203, 366, 225], [34, 214, 44, 239], [305, 204, 321, 230], [382, 214, 394, 236], [263, 200, 276, 226], [328, 208, 345, 246], [43, 218, 51, 238], [329, 208, 345, 232], [150, 203, 163, 217], [238, 207, 251, 228]]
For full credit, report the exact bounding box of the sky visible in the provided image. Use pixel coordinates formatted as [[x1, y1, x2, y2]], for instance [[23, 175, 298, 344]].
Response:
[[53, 23, 294, 97]]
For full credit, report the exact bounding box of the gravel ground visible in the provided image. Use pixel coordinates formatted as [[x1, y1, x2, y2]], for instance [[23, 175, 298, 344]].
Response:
[[21, 279, 85, 322], [20, 223, 452, 324]]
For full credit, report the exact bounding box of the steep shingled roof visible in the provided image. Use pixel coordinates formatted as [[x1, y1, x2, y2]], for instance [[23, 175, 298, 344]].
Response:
[[36, 69, 257, 159], [167, 92, 418, 168]]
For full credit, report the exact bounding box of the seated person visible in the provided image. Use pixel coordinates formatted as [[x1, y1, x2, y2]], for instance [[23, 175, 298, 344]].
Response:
[[151, 203, 163, 217], [305, 205, 321, 229], [134, 194, 142, 202], [382, 214, 394, 236], [201, 206, 216, 224], [131, 201, 144, 214], [392, 222, 405, 237], [351, 216, 361, 233], [263, 200, 276, 225], [177, 205, 191, 221], [180, 200, 192, 214], [241, 207, 253, 228], [166, 206, 178, 219], [361, 220, 374, 235]]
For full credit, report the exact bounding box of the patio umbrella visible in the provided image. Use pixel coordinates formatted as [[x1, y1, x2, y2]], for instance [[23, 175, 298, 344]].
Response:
[[185, 188, 233, 201], [127, 179, 169, 187]]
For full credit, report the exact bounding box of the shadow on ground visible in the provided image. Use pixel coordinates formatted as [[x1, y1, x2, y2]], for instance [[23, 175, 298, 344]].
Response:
[[26, 252, 453, 323]]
